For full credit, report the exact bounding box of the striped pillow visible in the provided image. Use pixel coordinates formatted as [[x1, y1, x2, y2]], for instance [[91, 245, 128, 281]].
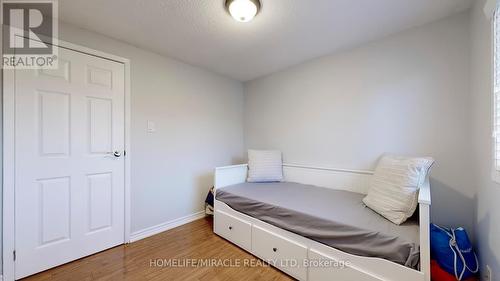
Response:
[[247, 150, 283, 182], [363, 155, 434, 225]]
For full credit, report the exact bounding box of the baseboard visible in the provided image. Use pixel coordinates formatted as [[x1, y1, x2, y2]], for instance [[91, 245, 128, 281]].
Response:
[[129, 211, 206, 242]]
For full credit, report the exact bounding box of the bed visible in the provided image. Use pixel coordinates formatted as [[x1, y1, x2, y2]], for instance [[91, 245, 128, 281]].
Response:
[[213, 163, 431, 281], [216, 181, 420, 268]]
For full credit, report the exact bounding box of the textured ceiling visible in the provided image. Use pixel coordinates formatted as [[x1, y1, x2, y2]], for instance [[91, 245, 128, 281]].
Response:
[[59, 0, 474, 81]]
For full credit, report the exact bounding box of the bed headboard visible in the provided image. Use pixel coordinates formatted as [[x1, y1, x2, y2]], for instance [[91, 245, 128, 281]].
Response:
[[214, 163, 374, 195], [282, 163, 374, 194], [215, 163, 431, 199]]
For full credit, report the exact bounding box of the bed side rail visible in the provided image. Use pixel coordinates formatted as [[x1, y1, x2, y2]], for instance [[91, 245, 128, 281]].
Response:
[[214, 164, 248, 190], [418, 173, 431, 281]]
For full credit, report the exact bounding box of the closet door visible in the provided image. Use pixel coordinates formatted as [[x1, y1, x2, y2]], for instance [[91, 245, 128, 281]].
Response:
[[14, 45, 125, 279]]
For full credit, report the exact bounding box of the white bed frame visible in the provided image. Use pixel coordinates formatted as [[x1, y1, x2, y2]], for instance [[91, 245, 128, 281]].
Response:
[[213, 163, 431, 281]]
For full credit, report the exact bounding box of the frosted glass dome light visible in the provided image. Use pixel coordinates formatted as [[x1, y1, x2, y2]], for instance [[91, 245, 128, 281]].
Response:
[[226, 0, 261, 22]]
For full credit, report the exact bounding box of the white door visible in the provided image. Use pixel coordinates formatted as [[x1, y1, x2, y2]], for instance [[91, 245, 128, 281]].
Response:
[[14, 45, 126, 279]]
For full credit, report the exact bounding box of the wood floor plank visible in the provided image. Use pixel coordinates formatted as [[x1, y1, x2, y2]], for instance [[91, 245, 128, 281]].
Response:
[[22, 217, 293, 281]]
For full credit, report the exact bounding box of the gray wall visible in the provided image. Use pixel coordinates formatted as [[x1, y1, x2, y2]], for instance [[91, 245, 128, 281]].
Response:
[[244, 12, 476, 236], [470, 0, 500, 279]]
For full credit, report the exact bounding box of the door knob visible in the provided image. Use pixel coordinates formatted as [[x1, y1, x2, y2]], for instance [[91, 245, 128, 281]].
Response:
[[113, 151, 121, 158]]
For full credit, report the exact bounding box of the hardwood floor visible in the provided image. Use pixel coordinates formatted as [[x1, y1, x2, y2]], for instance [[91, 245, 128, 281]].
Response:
[[23, 217, 293, 281]]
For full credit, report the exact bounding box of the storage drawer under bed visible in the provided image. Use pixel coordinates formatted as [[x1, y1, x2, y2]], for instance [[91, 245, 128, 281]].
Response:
[[214, 210, 252, 250], [252, 224, 308, 280], [308, 249, 385, 281]]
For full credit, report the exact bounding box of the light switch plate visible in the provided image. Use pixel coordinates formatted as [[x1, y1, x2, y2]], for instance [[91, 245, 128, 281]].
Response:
[[147, 121, 156, 133]]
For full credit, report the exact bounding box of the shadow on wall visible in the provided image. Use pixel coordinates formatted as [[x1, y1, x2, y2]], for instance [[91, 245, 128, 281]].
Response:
[[429, 178, 476, 241], [196, 172, 213, 201], [476, 212, 500, 279], [196, 158, 245, 210], [232, 156, 246, 165]]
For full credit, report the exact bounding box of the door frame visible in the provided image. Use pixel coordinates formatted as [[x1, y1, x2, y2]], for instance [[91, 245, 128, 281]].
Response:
[[2, 39, 132, 281]]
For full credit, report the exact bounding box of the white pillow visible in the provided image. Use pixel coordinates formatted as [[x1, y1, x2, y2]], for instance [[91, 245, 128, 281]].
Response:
[[362, 155, 434, 225], [247, 150, 283, 183]]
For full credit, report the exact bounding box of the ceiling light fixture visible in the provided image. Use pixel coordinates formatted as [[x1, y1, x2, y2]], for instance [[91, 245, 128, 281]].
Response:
[[225, 0, 261, 23]]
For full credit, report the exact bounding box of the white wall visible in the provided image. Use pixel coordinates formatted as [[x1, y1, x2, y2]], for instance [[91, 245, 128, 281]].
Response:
[[57, 23, 245, 233], [470, 0, 500, 279], [244, 12, 476, 235]]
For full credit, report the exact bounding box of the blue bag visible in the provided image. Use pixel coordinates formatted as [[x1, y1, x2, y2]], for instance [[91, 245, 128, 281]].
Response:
[[430, 224, 478, 280]]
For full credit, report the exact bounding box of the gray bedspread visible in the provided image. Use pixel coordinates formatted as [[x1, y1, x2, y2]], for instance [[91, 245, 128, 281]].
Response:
[[216, 182, 420, 269]]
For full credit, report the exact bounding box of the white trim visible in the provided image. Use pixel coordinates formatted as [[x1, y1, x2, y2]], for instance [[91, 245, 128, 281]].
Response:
[[215, 163, 248, 170], [124, 52, 132, 244], [485, 0, 497, 19], [129, 211, 207, 243], [2, 68, 16, 281], [418, 173, 431, 281], [418, 173, 432, 205], [490, 5, 500, 184], [2, 38, 132, 281], [283, 163, 374, 175]]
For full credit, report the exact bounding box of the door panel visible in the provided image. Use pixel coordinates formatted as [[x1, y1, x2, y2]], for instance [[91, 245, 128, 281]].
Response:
[[87, 173, 113, 233], [14, 45, 125, 279], [38, 177, 71, 246], [37, 59, 71, 81], [88, 97, 113, 154], [87, 65, 113, 89], [38, 90, 71, 156]]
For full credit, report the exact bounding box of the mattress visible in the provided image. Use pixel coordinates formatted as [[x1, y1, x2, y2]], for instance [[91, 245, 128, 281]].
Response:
[[215, 181, 420, 269]]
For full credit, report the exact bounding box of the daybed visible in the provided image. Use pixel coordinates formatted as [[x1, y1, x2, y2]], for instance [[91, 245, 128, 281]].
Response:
[[213, 163, 431, 281]]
